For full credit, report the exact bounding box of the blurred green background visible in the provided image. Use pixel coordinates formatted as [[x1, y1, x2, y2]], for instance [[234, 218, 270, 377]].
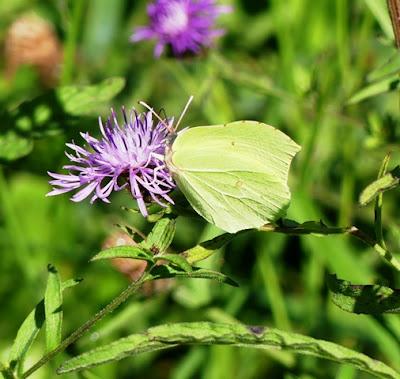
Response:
[[1, 0, 400, 378]]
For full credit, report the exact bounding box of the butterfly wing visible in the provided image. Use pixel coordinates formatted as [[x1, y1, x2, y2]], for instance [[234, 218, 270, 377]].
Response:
[[168, 121, 300, 233]]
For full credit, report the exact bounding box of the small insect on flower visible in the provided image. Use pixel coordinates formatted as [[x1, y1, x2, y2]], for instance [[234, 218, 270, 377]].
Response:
[[131, 0, 232, 57], [47, 109, 176, 216]]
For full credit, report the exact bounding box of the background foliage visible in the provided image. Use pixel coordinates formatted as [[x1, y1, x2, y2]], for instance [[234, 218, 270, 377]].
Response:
[[1, 0, 400, 378]]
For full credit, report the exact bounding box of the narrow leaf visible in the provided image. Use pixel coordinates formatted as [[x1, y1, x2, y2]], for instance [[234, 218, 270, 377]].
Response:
[[149, 265, 238, 287], [364, 0, 394, 39], [348, 75, 400, 104], [154, 254, 192, 272], [58, 322, 400, 379], [328, 275, 400, 314], [141, 218, 176, 254], [44, 265, 63, 352], [9, 278, 81, 367], [91, 246, 154, 263], [359, 166, 400, 206], [181, 233, 234, 264]]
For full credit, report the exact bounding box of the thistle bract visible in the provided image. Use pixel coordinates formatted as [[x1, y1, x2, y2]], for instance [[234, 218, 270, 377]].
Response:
[[131, 0, 231, 57], [47, 109, 175, 216]]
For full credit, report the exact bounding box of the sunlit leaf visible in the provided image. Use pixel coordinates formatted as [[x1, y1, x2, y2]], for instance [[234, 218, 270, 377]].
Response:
[[359, 166, 400, 206], [58, 322, 400, 378], [328, 275, 400, 314], [91, 246, 154, 263], [44, 264, 63, 352], [181, 233, 234, 264], [9, 278, 81, 368]]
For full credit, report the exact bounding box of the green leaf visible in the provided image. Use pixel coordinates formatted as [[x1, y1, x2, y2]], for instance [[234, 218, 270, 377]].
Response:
[[348, 75, 400, 104], [57, 77, 125, 116], [364, 0, 394, 40], [91, 246, 154, 263], [359, 166, 400, 206], [44, 264, 63, 352], [149, 265, 238, 287], [368, 52, 400, 82], [141, 218, 176, 254], [9, 278, 81, 368], [0, 131, 33, 162], [181, 233, 234, 264], [58, 322, 400, 379], [154, 254, 193, 272], [328, 275, 400, 314]]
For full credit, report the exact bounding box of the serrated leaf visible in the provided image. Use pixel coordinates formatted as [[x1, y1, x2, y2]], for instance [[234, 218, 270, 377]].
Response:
[[181, 233, 234, 264], [9, 278, 81, 368], [141, 218, 176, 254], [348, 75, 400, 104], [91, 246, 154, 263], [58, 322, 400, 379], [328, 275, 400, 314], [359, 166, 400, 206], [0, 131, 33, 162], [149, 265, 238, 287], [57, 77, 125, 116], [154, 254, 192, 272], [44, 264, 63, 352]]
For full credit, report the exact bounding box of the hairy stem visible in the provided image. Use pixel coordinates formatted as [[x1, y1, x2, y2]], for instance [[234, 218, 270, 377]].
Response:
[[22, 272, 150, 378]]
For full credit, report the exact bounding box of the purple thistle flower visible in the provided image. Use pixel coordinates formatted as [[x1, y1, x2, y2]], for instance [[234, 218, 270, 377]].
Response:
[[47, 109, 176, 217], [131, 0, 232, 57]]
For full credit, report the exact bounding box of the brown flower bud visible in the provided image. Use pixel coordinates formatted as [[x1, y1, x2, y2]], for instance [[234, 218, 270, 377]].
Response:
[[102, 231, 173, 295], [4, 13, 63, 86]]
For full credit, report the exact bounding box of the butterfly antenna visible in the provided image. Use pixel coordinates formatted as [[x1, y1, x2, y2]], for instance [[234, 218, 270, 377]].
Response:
[[139, 100, 172, 132], [175, 95, 193, 132]]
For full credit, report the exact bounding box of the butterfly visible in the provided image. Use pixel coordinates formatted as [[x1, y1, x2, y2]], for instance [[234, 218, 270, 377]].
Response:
[[140, 97, 300, 233]]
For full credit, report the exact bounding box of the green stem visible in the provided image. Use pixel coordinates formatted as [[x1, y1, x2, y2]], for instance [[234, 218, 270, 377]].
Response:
[[22, 272, 150, 378], [260, 223, 400, 271], [61, 0, 85, 85]]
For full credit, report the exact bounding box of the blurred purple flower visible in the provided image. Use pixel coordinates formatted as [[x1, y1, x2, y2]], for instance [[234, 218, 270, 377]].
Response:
[[131, 0, 232, 57], [47, 109, 175, 216]]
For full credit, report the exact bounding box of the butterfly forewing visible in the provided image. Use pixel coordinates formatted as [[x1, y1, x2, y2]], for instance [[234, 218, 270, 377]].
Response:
[[168, 121, 300, 233]]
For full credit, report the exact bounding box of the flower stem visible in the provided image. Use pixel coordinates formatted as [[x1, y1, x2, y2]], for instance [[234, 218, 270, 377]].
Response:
[[22, 272, 150, 378], [260, 223, 400, 271], [61, 0, 85, 85]]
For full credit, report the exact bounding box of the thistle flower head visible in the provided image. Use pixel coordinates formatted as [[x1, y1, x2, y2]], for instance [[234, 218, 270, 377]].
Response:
[[47, 109, 175, 216], [131, 0, 231, 57]]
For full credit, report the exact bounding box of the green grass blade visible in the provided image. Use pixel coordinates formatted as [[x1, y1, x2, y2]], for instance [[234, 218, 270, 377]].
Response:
[[44, 265, 63, 352], [58, 322, 400, 378]]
